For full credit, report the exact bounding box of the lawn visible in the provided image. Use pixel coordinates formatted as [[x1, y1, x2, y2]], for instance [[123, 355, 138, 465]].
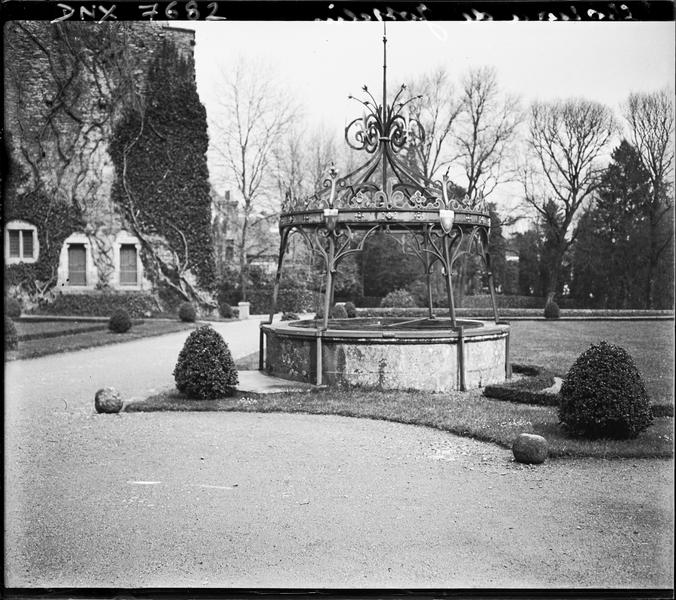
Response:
[[9, 315, 674, 459], [125, 387, 674, 460], [5, 319, 198, 360], [508, 319, 674, 404]]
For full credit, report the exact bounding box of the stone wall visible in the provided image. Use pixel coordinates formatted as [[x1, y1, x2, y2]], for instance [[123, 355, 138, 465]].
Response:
[[4, 22, 201, 303], [263, 322, 510, 391]]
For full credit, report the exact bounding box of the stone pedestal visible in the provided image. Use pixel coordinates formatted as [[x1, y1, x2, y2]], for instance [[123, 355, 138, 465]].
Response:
[[238, 301, 250, 320]]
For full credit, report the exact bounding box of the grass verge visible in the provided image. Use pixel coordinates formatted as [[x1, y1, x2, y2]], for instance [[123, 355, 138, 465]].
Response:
[[124, 386, 674, 460], [5, 319, 198, 360]]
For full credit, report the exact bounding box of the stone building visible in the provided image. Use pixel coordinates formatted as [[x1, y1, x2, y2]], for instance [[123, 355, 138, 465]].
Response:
[[3, 22, 213, 309], [211, 188, 238, 279]]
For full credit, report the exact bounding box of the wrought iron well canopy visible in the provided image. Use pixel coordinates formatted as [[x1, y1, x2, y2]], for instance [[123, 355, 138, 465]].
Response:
[[266, 26, 502, 332]]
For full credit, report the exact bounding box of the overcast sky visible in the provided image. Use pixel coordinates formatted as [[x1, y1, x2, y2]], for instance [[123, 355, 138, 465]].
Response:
[[191, 21, 673, 127], [186, 21, 674, 216]]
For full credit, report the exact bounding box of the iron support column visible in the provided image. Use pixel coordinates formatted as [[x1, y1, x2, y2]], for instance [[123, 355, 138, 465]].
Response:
[[486, 253, 500, 325], [316, 330, 323, 386], [458, 325, 466, 391], [322, 235, 335, 329], [259, 327, 265, 371], [442, 234, 457, 329], [424, 235, 434, 319], [268, 231, 289, 324]]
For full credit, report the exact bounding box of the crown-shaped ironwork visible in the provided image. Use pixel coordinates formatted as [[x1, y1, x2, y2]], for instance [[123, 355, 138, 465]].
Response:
[[282, 85, 486, 215]]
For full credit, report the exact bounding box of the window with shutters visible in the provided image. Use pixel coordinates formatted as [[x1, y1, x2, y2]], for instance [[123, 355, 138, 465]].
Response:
[[119, 244, 138, 285], [68, 244, 87, 286], [5, 220, 39, 264]]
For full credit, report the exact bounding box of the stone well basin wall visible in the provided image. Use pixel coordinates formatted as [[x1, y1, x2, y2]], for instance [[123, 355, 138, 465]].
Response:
[[261, 319, 510, 392]]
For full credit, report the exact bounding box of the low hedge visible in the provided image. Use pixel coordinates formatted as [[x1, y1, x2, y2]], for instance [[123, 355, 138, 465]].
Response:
[[484, 363, 673, 419], [37, 292, 160, 318], [452, 294, 545, 309], [483, 364, 560, 407], [651, 404, 675, 418], [355, 307, 674, 319]]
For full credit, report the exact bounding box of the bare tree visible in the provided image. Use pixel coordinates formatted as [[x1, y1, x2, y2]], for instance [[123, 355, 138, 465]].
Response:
[[274, 125, 337, 203], [406, 68, 462, 182], [523, 98, 616, 301], [625, 89, 675, 307], [209, 58, 299, 299], [455, 66, 522, 203]]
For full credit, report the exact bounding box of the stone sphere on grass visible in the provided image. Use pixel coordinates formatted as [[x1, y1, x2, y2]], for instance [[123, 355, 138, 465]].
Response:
[[95, 387, 123, 413], [512, 433, 548, 464]]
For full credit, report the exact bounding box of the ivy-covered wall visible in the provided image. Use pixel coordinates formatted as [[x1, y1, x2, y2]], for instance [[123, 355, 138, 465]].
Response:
[[109, 39, 215, 290], [3, 22, 215, 309]]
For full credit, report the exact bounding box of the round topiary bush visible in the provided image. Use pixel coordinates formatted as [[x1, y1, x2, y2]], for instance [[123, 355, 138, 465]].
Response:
[[5, 316, 18, 350], [178, 302, 197, 322], [344, 301, 357, 318], [6, 297, 22, 319], [219, 301, 234, 319], [380, 289, 417, 308], [173, 325, 238, 399], [330, 304, 348, 319], [559, 341, 653, 439], [544, 300, 560, 319], [108, 308, 132, 333]]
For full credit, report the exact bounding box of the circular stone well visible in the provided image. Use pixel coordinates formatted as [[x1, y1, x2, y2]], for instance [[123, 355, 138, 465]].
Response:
[[262, 318, 510, 392]]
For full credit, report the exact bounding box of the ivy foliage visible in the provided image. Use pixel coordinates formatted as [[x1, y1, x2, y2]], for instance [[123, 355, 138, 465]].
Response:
[[110, 39, 215, 289], [4, 156, 84, 292]]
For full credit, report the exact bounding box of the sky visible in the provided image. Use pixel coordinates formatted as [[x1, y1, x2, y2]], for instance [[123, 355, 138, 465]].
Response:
[[185, 21, 675, 218]]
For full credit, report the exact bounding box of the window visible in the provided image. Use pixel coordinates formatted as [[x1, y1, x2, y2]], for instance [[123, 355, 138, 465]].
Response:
[[68, 244, 87, 286], [9, 231, 20, 257], [225, 239, 235, 262], [119, 244, 138, 285], [5, 221, 39, 263]]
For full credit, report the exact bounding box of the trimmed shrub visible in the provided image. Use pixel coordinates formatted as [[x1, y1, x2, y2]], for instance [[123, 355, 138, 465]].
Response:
[[178, 302, 197, 323], [173, 325, 238, 399], [219, 301, 234, 319], [6, 297, 22, 319], [344, 301, 357, 318], [544, 300, 560, 320], [108, 308, 132, 333], [331, 304, 348, 319], [281, 312, 299, 321], [380, 289, 417, 308], [559, 341, 653, 439], [5, 316, 18, 350]]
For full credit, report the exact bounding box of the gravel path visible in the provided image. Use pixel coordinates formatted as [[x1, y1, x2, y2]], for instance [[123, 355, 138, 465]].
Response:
[[4, 319, 674, 588]]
